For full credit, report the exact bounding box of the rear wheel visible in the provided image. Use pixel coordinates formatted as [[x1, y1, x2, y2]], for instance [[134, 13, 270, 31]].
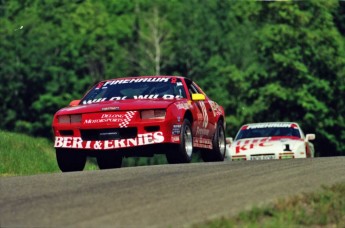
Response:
[[56, 149, 86, 172], [97, 152, 123, 169], [166, 119, 193, 164], [201, 120, 226, 162]]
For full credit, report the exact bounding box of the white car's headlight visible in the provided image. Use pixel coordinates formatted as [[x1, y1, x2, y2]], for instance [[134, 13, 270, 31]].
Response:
[[140, 109, 166, 120], [57, 114, 82, 123]]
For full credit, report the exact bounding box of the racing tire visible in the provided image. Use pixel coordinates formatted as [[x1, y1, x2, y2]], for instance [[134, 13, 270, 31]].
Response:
[[97, 152, 123, 169], [166, 119, 193, 164], [201, 120, 226, 162], [56, 149, 86, 172]]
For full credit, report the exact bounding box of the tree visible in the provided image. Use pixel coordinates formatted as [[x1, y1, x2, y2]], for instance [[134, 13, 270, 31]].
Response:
[[247, 1, 345, 155], [127, 0, 174, 76]]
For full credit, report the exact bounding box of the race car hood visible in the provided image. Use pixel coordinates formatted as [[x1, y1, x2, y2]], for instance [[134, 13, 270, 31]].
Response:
[[229, 136, 304, 155], [56, 99, 177, 115]]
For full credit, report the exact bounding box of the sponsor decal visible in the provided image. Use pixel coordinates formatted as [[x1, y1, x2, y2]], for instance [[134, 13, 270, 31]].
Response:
[[161, 94, 183, 99], [197, 113, 203, 121], [109, 96, 128, 101], [175, 102, 192, 110], [247, 123, 296, 129], [54, 132, 165, 150], [82, 111, 136, 127], [102, 107, 120, 111], [209, 101, 222, 117], [95, 82, 105, 90], [103, 77, 170, 86], [84, 113, 125, 125], [250, 154, 275, 160], [235, 138, 273, 153], [198, 101, 209, 128], [172, 124, 182, 135], [232, 155, 247, 161], [193, 137, 212, 149], [83, 98, 107, 104], [82, 94, 183, 104], [196, 126, 210, 136], [171, 135, 180, 142], [279, 152, 294, 159], [119, 111, 136, 128]]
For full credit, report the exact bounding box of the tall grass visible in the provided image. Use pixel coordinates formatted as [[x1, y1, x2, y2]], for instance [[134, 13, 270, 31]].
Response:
[[0, 131, 100, 176], [196, 183, 345, 227], [0, 131, 60, 176]]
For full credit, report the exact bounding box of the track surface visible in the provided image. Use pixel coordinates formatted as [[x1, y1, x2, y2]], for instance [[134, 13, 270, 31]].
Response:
[[1, 157, 345, 227]]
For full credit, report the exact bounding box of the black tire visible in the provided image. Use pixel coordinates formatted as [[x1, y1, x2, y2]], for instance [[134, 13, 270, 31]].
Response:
[[56, 148, 86, 172], [201, 120, 226, 162], [97, 152, 123, 169], [166, 119, 193, 164]]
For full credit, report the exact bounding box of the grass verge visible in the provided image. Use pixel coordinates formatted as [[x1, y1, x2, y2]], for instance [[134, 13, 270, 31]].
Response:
[[196, 183, 345, 227], [0, 131, 171, 176], [0, 131, 97, 176]]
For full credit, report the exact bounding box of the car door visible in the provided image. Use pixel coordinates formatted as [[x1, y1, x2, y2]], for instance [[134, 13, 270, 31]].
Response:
[[185, 79, 215, 148]]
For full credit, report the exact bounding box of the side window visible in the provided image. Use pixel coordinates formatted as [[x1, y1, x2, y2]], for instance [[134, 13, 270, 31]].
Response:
[[185, 79, 201, 97]]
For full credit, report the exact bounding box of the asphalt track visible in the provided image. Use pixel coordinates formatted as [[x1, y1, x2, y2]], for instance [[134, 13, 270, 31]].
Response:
[[1, 157, 345, 227]]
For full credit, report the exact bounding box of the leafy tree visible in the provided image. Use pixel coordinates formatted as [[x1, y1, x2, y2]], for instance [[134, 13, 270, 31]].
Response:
[[247, 1, 345, 155], [126, 0, 176, 76]]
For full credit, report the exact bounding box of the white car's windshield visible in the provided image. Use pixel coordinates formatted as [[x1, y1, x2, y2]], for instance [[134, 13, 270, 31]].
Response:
[[81, 77, 187, 104], [236, 126, 301, 140]]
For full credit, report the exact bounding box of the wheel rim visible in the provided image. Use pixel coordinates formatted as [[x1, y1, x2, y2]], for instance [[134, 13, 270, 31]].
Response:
[[218, 127, 226, 155], [184, 125, 193, 157]]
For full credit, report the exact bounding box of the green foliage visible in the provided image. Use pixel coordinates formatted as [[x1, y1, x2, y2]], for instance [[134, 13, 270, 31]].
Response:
[[0, 130, 59, 176], [196, 183, 345, 227], [0, 0, 344, 156], [250, 1, 345, 155]]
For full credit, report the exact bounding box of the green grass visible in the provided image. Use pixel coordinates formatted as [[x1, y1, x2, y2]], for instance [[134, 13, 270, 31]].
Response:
[[196, 183, 345, 228], [0, 131, 97, 176], [0, 131, 172, 176]]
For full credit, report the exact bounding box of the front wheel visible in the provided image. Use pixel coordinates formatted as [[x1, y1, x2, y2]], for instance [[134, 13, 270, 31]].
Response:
[[56, 149, 86, 172], [201, 120, 226, 162], [166, 119, 193, 164]]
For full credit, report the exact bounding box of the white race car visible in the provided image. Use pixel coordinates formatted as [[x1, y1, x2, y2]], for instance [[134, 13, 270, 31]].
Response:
[[226, 122, 315, 161]]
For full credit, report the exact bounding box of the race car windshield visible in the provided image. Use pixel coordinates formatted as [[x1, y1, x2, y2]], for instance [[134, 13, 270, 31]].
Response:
[[81, 77, 187, 104], [235, 127, 301, 140]]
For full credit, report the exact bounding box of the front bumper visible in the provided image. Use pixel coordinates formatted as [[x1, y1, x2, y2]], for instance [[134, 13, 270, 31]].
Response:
[[230, 152, 296, 161], [52, 112, 181, 150]]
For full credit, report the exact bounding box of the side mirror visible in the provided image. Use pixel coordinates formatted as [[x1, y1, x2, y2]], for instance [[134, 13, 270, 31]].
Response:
[[306, 134, 315, 141], [191, 94, 206, 101], [69, 100, 81, 107]]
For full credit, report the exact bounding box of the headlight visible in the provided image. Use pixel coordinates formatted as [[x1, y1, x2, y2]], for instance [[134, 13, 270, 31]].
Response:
[[58, 115, 70, 123], [70, 114, 82, 123], [140, 109, 166, 120], [57, 114, 82, 123]]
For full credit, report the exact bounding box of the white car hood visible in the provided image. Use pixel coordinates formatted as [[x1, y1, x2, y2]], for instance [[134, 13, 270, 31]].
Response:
[[229, 136, 304, 156]]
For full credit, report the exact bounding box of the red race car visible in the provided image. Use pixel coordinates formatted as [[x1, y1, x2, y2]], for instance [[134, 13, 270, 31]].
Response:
[[52, 76, 226, 171]]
